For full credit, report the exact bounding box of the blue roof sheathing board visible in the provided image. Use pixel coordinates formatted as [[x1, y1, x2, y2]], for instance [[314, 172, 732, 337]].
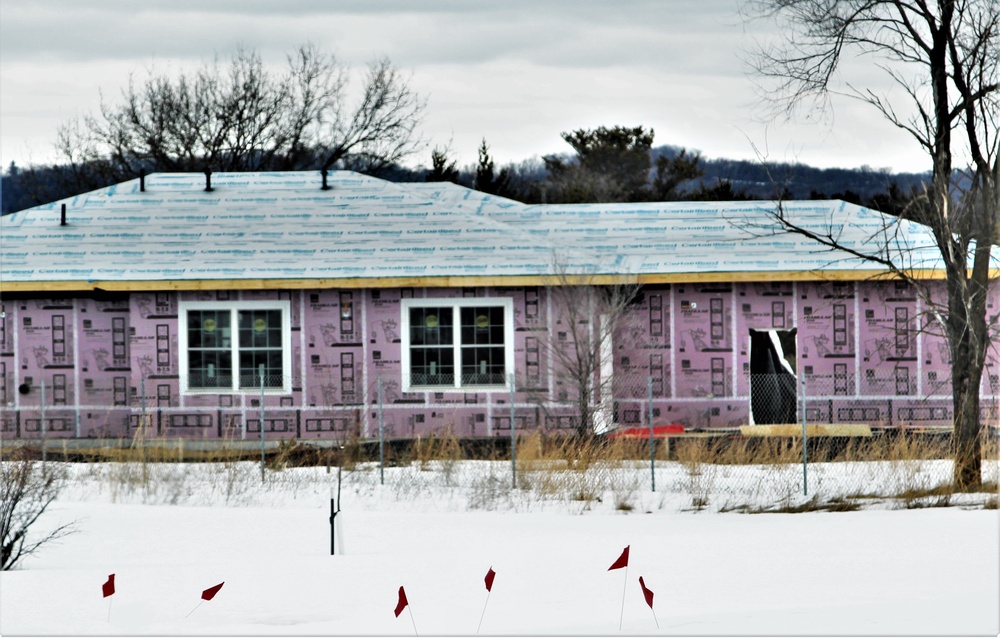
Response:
[[0, 170, 946, 285]]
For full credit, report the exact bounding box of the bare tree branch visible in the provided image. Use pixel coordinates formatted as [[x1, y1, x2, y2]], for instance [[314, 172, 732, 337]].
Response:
[[746, 0, 999, 488], [1, 450, 75, 571]]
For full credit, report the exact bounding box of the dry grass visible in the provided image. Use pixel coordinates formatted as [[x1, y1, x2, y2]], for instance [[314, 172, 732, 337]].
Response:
[[7, 423, 996, 513]]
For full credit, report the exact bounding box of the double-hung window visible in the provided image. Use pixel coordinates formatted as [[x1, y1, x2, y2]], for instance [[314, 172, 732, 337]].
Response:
[[401, 298, 514, 391], [179, 300, 292, 393]]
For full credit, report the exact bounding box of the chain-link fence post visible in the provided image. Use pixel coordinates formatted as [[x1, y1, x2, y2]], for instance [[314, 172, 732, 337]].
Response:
[[139, 376, 149, 488], [510, 373, 517, 490], [648, 375, 655, 492], [40, 379, 47, 464], [140, 377, 147, 467], [378, 374, 385, 486], [259, 365, 266, 483], [801, 374, 808, 496]]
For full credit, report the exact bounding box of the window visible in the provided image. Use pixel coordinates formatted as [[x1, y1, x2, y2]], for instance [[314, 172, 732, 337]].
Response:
[[401, 298, 513, 391], [178, 301, 291, 393]]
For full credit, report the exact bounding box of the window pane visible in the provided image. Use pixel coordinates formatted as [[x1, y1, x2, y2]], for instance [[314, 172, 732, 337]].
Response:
[[188, 310, 233, 389], [460, 306, 504, 346], [237, 309, 284, 389], [188, 310, 231, 348], [239, 350, 284, 389], [409, 307, 453, 345], [239, 310, 282, 348], [188, 349, 233, 389], [461, 346, 506, 386], [185, 305, 288, 392], [410, 347, 455, 386]]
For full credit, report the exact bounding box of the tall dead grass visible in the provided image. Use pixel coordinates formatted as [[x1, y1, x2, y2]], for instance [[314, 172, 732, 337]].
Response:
[[22, 425, 997, 513]]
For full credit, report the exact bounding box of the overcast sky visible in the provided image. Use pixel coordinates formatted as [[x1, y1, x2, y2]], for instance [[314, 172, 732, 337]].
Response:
[[0, 0, 930, 174]]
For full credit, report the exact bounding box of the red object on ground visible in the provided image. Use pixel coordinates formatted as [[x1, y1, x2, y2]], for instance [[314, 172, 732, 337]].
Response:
[[607, 425, 685, 439], [608, 546, 629, 571], [102, 574, 115, 598], [639, 576, 654, 609], [201, 582, 224, 601], [485, 567, 496, 592], [394, 586, 409, 617]]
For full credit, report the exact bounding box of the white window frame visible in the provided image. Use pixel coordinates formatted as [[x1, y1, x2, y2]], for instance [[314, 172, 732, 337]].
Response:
[[401, 297, 515, 393], [178, 300, 293, 394]]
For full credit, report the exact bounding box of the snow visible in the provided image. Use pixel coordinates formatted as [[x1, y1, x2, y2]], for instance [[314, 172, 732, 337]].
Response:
[[1, 460, 997, 636]]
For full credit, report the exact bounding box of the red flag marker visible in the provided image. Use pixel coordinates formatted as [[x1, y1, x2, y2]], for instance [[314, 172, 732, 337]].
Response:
[[102, 574, 115, 598], [484, 567, 496, 592], [639, 576, 654, 609], [102, 574, 115, 622], [609, 546, 630, 630], [395, 586, 418, 635], [608, 545, 629, 570], [638, 576, 659, 628], [478, 567, 497, 633], [186, 581, 225, 618], [202, 582, 224, 601], [394, 586, 408, 618]]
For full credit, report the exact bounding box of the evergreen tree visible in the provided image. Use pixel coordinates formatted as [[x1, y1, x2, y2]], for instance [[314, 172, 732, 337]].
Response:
[[426, 146, 459, 183], [544, 125, 655, 203], [473, 139, 511, 196]]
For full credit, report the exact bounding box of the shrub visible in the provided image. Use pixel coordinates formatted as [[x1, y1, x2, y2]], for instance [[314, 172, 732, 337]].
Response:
[[1, 449, 75, 570]]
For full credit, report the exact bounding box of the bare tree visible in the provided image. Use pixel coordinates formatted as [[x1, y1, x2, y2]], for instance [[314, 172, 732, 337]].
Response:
[[1, 450, 75, 570], [530, 275, 641, 438], [746, 0, 999, 488], [58, 45, 424, 178]]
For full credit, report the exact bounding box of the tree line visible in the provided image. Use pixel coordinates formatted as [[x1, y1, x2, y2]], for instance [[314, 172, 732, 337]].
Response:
[[3, 127, 929, 216]]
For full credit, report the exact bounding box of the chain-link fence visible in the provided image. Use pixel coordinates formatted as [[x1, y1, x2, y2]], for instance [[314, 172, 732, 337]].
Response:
[[2, 371, 998, 511]]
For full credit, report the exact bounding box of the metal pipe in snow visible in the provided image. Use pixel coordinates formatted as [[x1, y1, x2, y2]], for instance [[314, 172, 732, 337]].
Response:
[[260, 366, 266, 483], [510, 374, 516, 489], [648, 376, 655, 492], [378, 374, 385, 486], [801, 375, 808, 496]]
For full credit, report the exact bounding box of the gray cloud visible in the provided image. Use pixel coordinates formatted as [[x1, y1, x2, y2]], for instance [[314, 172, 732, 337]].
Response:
[[0, 0, 927, 173], [0, 0, 740, 69]]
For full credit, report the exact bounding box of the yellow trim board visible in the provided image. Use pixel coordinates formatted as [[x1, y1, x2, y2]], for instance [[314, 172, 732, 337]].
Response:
[[740, 424, 873, 437], [0, 268, 968, 293]]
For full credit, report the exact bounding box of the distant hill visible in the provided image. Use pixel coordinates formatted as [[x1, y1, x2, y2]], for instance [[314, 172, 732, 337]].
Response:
[[651, 145, 930, 201]]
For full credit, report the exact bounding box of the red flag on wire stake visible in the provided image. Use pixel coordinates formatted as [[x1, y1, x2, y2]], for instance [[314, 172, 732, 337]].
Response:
[[394, 586, 418, 635], [608, 545, 629, 570], [394, 586, 408, 618], [186, 581, 224, 618], [202, 582, 224, 601], [102, 574, 115, 598], [638, 576, 659, 628], [478, 567, 497, 633], [484, 567, 496, 592], [103, 574, 115, 622], [609, 546, 630, 631], [639, 576, 654, 609]]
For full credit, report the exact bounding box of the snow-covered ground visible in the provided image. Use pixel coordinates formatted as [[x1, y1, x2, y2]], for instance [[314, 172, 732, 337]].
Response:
[[1, 460, 997, 635]]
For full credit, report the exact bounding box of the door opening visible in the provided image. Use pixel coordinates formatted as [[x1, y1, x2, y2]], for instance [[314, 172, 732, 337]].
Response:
[[748, 328, 797, 425]]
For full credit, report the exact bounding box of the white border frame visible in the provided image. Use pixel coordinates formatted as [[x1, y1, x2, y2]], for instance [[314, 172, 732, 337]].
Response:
[[400, 297, 515, 393], [178, 300, 293, 394]]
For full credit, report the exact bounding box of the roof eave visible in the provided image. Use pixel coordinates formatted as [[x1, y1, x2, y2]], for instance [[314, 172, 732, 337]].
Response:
[[0, 268, 966, 293]]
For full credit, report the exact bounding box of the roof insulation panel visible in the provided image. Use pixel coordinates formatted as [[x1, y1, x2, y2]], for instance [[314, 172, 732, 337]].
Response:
[[0, 170, 948, 289]]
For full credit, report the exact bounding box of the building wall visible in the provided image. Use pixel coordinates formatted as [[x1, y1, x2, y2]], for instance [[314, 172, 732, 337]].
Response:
[[611, 279, 1000, 429], [2, 280, 995, 439]]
